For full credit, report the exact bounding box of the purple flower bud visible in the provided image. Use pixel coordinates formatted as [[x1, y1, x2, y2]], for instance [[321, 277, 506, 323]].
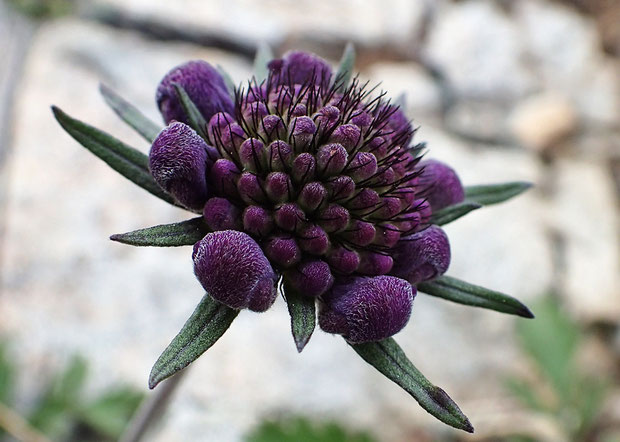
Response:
[[374, 224, 401, 247], [238, 138, 265, 172], [319, 276, 414, 343], [329, 124, 361, 151], [378, 197, 402, 219], [289, 116, 316, 149], [264, 236, 301, 268], [193, 230, 277, 312], [391, 225, 451, 284], [259, 115, 286, 140], [203, 197, 241, 231], [156, 60, 234, 125], [285, 259, 334, 297], [382, 105, 413, 148], [326, 175, 356, 200], [343, 220, 376, 247], [265, 172, 292, 203], [347, 152, 378, 182], [372, 166, 396, 187], [243, 205, 273, 236], [267, 141, 292, 171], [298, 225, 330, 255], [412, 198, 432, 228], [209, 158, 240, 198], [314, 105, 340, 133], [149, 122, 208, 211], [269, 51, 332, 89], [317, 204, 350, 233], [417, 160, 465, 211], [298, 182, 327, 211], [274, 203, 306, 232], [290, 103, 307, 117], [317, 143, 348, 177], [346, 188, 380, 212], [350, 109, 372, 127], [326, 247, 360, 274], [241, 101, 269, 124], [237, 172, 267, 205], [357, 252, 394, 275], [291, 153, 316, 183]]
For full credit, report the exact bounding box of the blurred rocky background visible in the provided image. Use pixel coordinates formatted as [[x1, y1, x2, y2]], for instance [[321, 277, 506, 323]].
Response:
[[0, 0, 618, 440]]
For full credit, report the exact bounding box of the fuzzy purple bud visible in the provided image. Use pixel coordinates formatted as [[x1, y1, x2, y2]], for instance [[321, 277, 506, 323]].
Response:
[[298, 182, 327, 211], [265, 172, 292, 203], [298, 225, 330, 255], [289, 116, 317, 149], [357, 252, 394, 275], [243, 205, 273, 236], [347, 152, 378, 182], [238, 138, 265, 172], [268, 141, 292, 171], [149, 122, 208, 211], [291, 153, 316, 183], [417, 160, 465, 211], [326, 247, 360, 274], [391, 225, 451, 284], [269, 51, 332, 88], [285, 259, 334, 297], [264, 236, 301, 268], [156, 60, 234, 125], [209, 159, 239, 198], [274, 203, 306, 231], [193, 230, 277, 312], [317, 143, 348, 177], [319, 276, 414, 343], [203, 197, 241, 231], [329, 124, 361, 151]]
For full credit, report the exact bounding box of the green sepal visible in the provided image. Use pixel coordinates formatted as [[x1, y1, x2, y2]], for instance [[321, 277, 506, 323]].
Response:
[[334, 42, 355, 90], [464, 181, 532, 206], [418, 275, 534, 318], [110, 217, 208, 247], [283, 282, 316, 353], [51, 106, 177, 206], [172, 83, 208, 140], [430, 201, 481, 226], [149, 295, 239, 389], [216, 65, 236, 99], [350, 338, 473, 433], [99, 83, 162, 143], [253, 42, 274, 83]]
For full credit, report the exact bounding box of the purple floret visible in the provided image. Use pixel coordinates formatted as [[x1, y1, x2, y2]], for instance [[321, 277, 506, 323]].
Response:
[[193, 230, 277, 312], [417, 159, 465, 211], [391, 225, 451, 284], [319, 276, 414, 343]]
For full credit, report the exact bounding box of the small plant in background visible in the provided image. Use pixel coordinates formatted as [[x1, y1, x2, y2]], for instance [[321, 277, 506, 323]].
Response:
[[246, 416, 376, 442], [52, 44, 534, 434], [506, 296, 613, 441], [0, 341, 144, 441]]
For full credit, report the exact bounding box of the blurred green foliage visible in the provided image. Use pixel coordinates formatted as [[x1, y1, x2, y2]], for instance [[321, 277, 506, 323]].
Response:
[[0, 342, 144, 441], [246, 416, 377, 442], [507, 296, 611, 441], [6, 0, 74, 19]]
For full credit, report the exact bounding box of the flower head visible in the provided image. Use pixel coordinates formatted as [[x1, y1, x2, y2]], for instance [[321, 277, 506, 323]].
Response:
[[150, 52, 462, 341]]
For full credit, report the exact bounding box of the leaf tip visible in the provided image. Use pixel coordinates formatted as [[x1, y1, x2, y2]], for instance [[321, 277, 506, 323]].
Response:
[[295, 336, 310, 353], [518, 304, 535, 319]]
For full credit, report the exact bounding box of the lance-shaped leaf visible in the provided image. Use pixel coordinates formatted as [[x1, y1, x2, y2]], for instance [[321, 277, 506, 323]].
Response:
[[216, 65, 236, 98], [430, 201, 481, 226], [418, 276, 534, 318], [99, 84, 162, 143], [334, 42, 355, 90], [52, 106, 177, 206], [172, 83, 208, 140], [253, 42, 274, 83], [110, 217, 208, 247], [149, 295, 239, 389], [283, 283, 316, 353], [350, 338, 473, 433], [465, 181, 532, 206]]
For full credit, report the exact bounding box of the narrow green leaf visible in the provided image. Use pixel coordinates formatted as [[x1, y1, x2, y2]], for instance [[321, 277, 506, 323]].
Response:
[[418, 276, 534, 318], [110, 217, 208, 247], [99, 83, 162, 143], [334, 42, 355, 90], [350, 338, 473, 433], [149, 295, 239, 389], [52, 106, 177, 206], [172, 83, 208, 139], [283, 283, 316, 352], [217, 65, 236, 98], [465, 181, 532, 206], [430, 201, 481, 226], [253, 42, 274, 83]]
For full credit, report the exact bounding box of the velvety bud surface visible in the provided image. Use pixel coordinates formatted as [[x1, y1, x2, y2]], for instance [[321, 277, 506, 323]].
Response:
[[149, 122, 208, 211], [203, 197, 241, 231], [319, 276, 414, 343], [193, 231, 277, 312], [417, 160, 465, 211], [285, 260, 334, 297], [391, 225, 451, 284], [157, 60, 234, 125]]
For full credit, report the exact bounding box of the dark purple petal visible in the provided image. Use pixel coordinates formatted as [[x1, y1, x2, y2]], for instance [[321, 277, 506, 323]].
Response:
[[149, 122, 208, 211], [264, 236, 301, 268], [417, 160, 465, 211], [391, 225, 451, 284], [193, 230, 277, 312], [285, 259, 334, 297], [319, 276, 414, 343], [156, 60, 234, 125]]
